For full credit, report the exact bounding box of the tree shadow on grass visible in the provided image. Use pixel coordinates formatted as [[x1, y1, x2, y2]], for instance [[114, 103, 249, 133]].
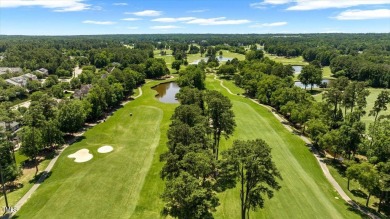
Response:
[[345, 203, 371, 219], [351, 189, 368, 199], [346, 201, 388, 219], [323, 158, 347, 177], [28, 171, 52, 184], [308, 90, 322, 95]]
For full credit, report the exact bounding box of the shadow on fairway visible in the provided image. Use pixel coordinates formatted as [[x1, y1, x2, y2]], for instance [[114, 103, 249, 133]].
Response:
[[28, 171, 52, 184]]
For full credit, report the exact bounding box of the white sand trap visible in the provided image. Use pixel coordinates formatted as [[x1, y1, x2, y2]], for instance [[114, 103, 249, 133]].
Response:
[[98, 145, 113, 153], [68, 149, 93, 163]]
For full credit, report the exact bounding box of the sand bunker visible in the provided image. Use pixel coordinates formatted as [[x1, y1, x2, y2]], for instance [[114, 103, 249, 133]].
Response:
[[98, 145, 113, 153], [68, 149, 93, 163]]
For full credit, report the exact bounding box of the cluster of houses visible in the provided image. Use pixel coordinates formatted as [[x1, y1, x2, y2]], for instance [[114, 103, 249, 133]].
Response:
[[2, 67, 48, 88], [0, 67, 23, 75]]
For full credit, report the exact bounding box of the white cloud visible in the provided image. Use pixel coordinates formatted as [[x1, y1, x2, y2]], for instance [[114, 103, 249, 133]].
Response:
[[188, 9, 209, 13], [113, 3, 128, 6], [334, 9, 390, 20], [152, 17, 196, 22], [186, 17, 251, 25], [0, 0, 91, 12], [250, 22, 288, 27], [150, 25, 182, 29], [252, 0, 390, 10], [126, 26, 139, 30], [121, 18, 142, 21], [82, 20, 116, 25], [250, 3, 267, 9], [250, 0, 291, 8], [127, 10, 162, 16]]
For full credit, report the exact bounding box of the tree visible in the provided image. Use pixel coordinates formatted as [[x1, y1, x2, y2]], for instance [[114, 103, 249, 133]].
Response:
[[217, 64, 236, 77], [220, 139, 281, 219], [369, 90, 390, 124], [346, 162, 380, 207], [57, 100, 87, 133], [51, 84, 64, 99], [161, 172, 219, 219], [43, 75, 58, 88], [319, 129, 342, 160], [298, 65, 322, 90], [367, 119, 390, 163], [0, 133, 20, 183], [245, 50, 264, 61], [305, 119, 329, 146], [175, 87, 204, 111], [205, 90, 236, 160], [86, 85, 107, 120], [346, 162, 360, 191], [177, 65, 206, 90], [26, 80, 41, 92], [342, 82, 370, 116], [339, 112, 365, 159], [145, 58, 169, 78], [20, 126, 43, 175], [377, 162, 390, 213], [41, 119, 64, 149], [172, 60, 182, 73], [323, 77, 349, 127]]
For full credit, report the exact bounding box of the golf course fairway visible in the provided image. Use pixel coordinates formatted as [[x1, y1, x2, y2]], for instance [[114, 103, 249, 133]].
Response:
[[14, 78, 361, 219]]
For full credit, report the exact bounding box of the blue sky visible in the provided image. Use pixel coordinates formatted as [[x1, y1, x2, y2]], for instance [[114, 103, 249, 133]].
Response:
[[1, 0, 389, 35]]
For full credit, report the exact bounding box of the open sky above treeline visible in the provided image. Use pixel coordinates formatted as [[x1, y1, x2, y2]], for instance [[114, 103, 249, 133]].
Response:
[[0, 0, 389, 35]]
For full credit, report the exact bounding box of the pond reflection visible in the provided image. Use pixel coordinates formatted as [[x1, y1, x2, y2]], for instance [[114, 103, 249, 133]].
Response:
[[153, 82, 180, 103]]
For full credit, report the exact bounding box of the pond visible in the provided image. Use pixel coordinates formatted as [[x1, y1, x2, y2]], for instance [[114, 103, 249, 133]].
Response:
[[294, 79, 332, 89], [153, 82, 180, 103], [292, 66, 303, 74]]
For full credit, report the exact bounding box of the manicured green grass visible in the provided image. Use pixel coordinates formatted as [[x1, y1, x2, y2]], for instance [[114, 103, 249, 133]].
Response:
[[14, 80, 178, 219], [323, 66, 334, 79], [265, 53, 308, 66], [220, 50, 245, 60], [15, 75, 362, 219], [205, 76, 360, 219]]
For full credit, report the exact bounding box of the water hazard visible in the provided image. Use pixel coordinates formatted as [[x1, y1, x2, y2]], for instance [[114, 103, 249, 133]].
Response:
[[153, 82, 180, 103]]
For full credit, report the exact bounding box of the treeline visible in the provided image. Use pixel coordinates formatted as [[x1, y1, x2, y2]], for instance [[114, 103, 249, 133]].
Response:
[[160, 65, 281, 219]]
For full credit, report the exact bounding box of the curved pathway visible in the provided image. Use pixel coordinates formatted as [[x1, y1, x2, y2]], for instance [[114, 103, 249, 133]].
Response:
[[212, 74, 380, 219], [4, 87, 144, 219]]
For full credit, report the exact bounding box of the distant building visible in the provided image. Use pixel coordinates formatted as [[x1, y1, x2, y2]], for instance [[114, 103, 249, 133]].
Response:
[[0, 121, 20, 132], [73, 84, 92, 100], [36, 68, 49, 75], [22, 73, 38, 80], [0, 67, 23, 75], [6, 73, 38, 87]]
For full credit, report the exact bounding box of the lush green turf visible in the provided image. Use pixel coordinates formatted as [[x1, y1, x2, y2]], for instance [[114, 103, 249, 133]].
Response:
[[15, 75, 362, 219], [205, 76, 361, 219], [14, 80, 178, 219], [265, 53, 308, 66], [220, 50, 246, 60], [322, 66, 334, 79]]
